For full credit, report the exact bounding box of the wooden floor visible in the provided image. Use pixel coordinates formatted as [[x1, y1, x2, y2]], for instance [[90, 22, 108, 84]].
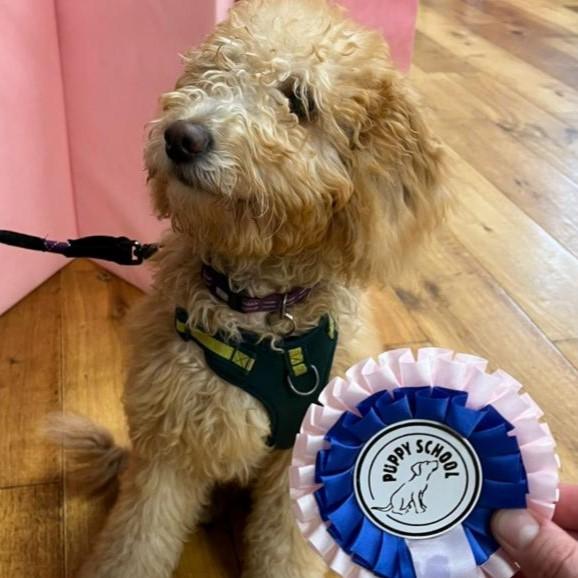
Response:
[[1, 1, 578, 576]]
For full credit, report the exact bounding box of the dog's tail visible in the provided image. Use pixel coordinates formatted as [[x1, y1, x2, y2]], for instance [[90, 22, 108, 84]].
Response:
[[372, 505, 393, 512], [42, 413, 129, 493]]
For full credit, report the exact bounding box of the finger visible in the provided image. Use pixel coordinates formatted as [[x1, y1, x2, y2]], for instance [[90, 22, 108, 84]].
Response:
[[554, 484, 578, 532], [492, 509, 578, 578]]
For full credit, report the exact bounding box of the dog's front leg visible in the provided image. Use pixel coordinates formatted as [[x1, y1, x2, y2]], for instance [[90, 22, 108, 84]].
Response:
[[243, 451, 327, 578], [77, 454, 211, 578], [418, 490, 427, 513]]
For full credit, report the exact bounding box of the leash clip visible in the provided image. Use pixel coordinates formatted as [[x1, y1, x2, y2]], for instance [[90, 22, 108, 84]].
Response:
[[131, 241, 159, 265]]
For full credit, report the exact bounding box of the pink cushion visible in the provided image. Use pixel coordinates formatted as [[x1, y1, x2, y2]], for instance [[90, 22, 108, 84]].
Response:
[[342, 0, 418, 72], [55, 0, 222, 290], [0, 0, 418, 312], [0, 0, 77, 314]]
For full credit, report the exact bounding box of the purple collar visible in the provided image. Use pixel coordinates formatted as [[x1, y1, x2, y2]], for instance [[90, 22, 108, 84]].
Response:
[[201, 264, 313, 314]]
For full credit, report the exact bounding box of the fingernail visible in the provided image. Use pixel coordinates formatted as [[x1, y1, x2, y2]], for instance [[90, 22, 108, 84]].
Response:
[[493, 509, 540, 551]]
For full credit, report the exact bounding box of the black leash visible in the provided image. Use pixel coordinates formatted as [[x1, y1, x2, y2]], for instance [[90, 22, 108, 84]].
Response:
[[0, 230, 158, 266]]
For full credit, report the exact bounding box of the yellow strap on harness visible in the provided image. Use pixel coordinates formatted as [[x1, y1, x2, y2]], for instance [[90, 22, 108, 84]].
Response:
[[288, 347, 308, 377], [176, 317, 256, 372]]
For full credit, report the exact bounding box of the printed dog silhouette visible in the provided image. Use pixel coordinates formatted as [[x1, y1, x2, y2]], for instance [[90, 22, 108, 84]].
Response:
[[374, 460, 439, 515]]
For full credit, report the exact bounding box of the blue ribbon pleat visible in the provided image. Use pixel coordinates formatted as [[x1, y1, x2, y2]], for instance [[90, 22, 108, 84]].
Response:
[[463, 526, 501, 565], [446, 401, 485, 437], [320, 468, 354, 506], [350, 408, 386, 442], [314, 386, 528, 578], [375, 395, 413, 425], [478, 480, 529, 509], [463, 507, 493, 535], [319, 439, 361, 474], [482, 454, 526, 483], [351, 518, 383, 568], [414, 392, 449, 422], [469, 425, 521, 456], [327, 494, 364, 546]]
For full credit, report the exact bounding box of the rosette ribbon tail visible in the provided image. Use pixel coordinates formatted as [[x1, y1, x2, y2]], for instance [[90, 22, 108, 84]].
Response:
[[406, 526, 478, 578]]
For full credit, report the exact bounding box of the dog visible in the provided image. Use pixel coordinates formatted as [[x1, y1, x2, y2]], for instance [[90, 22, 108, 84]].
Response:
[[374, 460, 440, 515], [45, 1, 447, 577]]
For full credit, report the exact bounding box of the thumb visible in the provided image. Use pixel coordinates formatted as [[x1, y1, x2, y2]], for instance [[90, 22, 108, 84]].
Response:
[[492, 509, 578, 578]]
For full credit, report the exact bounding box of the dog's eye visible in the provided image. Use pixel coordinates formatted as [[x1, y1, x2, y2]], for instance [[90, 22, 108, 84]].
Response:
[[282, 86, 315, 121]]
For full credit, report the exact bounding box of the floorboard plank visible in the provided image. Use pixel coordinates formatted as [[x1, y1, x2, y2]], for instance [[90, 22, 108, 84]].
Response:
[[0, 483, 63, 578], [555, 339, 578, 371], [425, 0, 576, 38], [448, 117, 578, 246], [506, 0, 578, 36], [416, 104, 578, 257], [0, 273, 62, 488], [418, 3, 578, 117], [423, 0, 578, 89], [367, 286, 429, 348], [463, 23, 578, 90], [413, 31, 477, 74], [442, 146, 578, 342], [545, 36, 578, 60], [411, 68, 578, 162]]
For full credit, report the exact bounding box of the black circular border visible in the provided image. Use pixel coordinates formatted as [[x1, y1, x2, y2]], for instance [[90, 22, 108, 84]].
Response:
[[353, 419, 483, 539]]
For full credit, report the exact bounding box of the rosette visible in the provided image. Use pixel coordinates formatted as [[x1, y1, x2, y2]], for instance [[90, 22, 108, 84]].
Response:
[[290, 348, 560, 578]]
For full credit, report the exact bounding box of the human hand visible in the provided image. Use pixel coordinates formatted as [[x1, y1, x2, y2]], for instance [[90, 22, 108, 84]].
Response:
[[491, 483, 578, 578]]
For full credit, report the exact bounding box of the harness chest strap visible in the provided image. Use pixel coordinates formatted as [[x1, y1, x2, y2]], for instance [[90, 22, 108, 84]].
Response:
[[175, 307, 338, 449]]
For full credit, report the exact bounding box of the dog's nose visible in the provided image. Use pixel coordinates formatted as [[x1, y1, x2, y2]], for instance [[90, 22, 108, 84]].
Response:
[[164, 120, 211, 164]]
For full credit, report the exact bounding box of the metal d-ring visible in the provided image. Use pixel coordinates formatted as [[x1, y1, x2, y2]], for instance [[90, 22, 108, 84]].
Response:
[[266, 293, 296, 336], [287, 364, 320, 397]]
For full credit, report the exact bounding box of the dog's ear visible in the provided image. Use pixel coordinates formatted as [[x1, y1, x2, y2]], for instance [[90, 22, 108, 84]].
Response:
[[335, 65, 449, 287], [411, 462, 423, 476]]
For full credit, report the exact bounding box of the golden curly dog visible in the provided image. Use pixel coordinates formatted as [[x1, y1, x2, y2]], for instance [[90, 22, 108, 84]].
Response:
[[46, 1, 448, 576]]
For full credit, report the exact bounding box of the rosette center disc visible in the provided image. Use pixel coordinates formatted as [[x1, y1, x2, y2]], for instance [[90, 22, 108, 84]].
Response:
[[354, 419, 482, 539]]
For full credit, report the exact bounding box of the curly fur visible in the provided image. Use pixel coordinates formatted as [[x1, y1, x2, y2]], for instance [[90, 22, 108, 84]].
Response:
[[49, 1, 448, 577]]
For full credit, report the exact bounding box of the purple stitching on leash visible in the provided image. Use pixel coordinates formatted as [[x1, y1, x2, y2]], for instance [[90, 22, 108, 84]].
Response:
[[44, 239, 71, 253]]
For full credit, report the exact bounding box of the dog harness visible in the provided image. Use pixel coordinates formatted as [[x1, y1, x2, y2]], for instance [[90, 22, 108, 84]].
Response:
[[175, 307, 338, 449]]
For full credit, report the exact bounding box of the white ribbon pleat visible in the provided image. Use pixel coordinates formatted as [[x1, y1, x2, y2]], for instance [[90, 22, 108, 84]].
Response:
[[406, 525, 478, 578]]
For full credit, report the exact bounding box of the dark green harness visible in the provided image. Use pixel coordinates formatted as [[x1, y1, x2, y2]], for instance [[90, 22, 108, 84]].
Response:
[[175, 308, 338, 449]]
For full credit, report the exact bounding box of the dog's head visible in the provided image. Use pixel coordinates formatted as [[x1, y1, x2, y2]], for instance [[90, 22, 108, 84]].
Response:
[[411, 460, 439, 479], [145, 0, 448, 286]]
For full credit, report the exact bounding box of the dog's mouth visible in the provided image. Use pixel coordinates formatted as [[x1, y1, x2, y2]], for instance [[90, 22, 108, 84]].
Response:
[[170, 165, 218, 197]]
